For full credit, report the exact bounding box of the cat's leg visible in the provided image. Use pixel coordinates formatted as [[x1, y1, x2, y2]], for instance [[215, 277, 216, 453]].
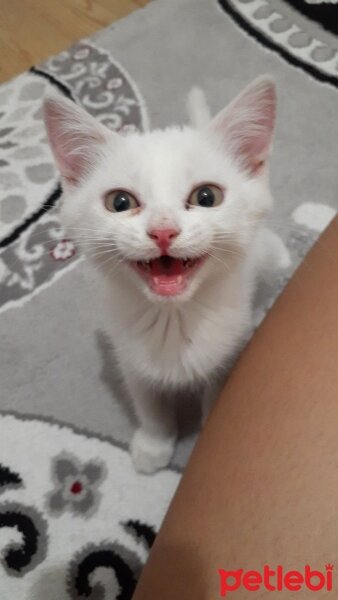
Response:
[[126, 373, 177, 474]]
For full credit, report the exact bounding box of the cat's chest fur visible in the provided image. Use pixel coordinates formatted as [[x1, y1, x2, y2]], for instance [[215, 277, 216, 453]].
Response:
[[104, 266, 253, 387]]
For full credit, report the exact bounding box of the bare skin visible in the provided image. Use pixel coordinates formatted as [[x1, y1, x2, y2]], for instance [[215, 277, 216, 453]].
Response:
[[133, 216, 338, 599]]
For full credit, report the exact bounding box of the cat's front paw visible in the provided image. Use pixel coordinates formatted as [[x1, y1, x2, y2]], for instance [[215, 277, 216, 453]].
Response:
[[130, 429, 176, 474]]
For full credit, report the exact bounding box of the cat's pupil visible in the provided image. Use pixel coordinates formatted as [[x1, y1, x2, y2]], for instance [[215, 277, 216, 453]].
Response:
[[114, 193, 130, 212], [197, 187, 215, 207]]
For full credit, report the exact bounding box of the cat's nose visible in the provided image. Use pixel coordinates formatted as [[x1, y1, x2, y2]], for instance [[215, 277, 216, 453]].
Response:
[[148, 228, 180, 253]]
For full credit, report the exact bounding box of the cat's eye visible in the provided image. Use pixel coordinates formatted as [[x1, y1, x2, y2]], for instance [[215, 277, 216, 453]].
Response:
[[104, 190, 139, 213], [187, 184, 224, 208]]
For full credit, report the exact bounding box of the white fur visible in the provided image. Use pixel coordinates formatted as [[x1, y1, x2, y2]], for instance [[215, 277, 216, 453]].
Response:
[[44, 77, 289, 473]]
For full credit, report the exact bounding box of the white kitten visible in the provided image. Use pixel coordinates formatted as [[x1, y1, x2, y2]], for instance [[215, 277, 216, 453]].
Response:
[[44, 76, 289, 474]]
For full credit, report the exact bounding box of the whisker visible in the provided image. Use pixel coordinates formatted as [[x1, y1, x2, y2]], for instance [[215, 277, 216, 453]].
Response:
[[96, 251, 124, 271], [76, 240, 118, 248], [205, 251, 231, 272], [209, 245, 243, 257], [87, 249, 119, 261]]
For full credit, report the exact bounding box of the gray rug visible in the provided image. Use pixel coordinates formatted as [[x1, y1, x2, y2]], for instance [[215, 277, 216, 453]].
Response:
[[0, 0, 337, 597]]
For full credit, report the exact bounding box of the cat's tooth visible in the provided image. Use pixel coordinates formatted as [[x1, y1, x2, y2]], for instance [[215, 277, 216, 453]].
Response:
[[177, 275, 183, 284]]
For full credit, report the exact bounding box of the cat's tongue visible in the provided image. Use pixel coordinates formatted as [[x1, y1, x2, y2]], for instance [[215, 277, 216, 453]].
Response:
[[149, 256, 186, 296], [135, 255, 203, 296]]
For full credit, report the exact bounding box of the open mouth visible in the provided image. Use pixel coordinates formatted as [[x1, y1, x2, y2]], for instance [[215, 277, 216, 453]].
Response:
[[130, 255, 205, 296]]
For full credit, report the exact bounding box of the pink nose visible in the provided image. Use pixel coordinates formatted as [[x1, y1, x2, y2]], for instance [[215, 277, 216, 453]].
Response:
[[148, 228, 180, 253]]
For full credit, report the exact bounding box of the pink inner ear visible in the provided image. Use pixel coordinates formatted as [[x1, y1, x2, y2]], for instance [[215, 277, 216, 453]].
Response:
[[55, 131, 100, 186], [236, 103, 275, 174], [211, 78, 276, 175], [44, 96, 108, 186], [50, 127, 87, 185]]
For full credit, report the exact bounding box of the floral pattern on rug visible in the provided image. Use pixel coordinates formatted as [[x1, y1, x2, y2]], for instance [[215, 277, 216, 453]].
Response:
[[0, 40, 148, 313], [0, 413, 178, 599], [47, 452, 107, 517]]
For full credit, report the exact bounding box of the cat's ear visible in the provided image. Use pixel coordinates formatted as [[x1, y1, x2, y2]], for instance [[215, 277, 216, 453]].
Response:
[[209, 76, 276, 175], [43, 92, 112, 186]]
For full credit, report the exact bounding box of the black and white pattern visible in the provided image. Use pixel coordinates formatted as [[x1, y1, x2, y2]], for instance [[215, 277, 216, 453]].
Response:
[[218, 0, 338, 88], [0, 413, 178, 599]]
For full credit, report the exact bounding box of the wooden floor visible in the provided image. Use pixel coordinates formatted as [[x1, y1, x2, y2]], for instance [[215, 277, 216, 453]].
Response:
[[0, 0, 150, 83]]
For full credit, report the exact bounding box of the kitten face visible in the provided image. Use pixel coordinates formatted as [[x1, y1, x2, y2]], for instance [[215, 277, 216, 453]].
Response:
[[44, 77, 275, 303]]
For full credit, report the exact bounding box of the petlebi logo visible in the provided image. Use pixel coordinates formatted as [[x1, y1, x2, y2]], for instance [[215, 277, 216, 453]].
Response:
[[218, 564, 334, 596]]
